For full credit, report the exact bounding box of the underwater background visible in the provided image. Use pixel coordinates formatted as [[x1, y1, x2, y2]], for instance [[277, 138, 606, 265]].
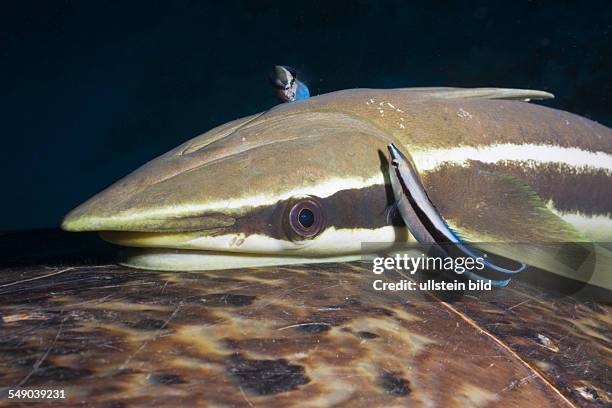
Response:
[[1, 0, 611, 230]]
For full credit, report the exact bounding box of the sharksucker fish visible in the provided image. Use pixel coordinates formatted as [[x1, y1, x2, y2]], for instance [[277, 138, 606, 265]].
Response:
[[61, 87, 612, 289]]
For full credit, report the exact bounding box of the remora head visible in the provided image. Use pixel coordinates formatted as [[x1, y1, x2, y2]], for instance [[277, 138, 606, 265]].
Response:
[[62, 93, 410, 270]]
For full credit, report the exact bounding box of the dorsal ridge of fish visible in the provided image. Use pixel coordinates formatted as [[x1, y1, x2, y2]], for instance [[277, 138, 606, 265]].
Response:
[[399, 87, 554, 101]]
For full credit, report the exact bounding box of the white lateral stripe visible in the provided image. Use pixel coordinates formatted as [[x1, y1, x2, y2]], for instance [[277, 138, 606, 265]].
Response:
[[132, 174, 386, 219], [183, 226, 409, 254], [411, 144, 612, 172], [556, 212, 612, 242], [546, 201, 612, 241]]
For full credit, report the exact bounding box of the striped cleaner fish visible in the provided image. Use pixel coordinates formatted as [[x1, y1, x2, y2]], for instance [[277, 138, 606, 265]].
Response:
[[61, 87, 612, 289], [269, 65, 311, 102]]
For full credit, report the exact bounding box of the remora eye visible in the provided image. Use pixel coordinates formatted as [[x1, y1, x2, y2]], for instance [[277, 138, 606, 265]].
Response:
[[288, 198, 323, 238], [299, 209, 314, 228]]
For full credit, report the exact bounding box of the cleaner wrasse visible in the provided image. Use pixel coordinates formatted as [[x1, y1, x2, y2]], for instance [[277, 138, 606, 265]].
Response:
[[62, 87, 612, 289], [387, 143, 527, 287], [270, 65, 311, 102]]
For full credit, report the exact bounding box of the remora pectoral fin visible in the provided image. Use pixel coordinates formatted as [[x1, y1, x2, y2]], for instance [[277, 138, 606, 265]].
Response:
[[424, 161, 611, 289], [386, 144, 525, 286], [387, 144, 612, 291]]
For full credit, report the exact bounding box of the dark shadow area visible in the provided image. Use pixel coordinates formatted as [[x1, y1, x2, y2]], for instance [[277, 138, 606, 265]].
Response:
[[0, 229, 117, 268]]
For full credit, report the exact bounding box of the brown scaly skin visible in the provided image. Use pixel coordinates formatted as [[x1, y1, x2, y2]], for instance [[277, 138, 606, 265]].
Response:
[[0, 261, 609, 407]]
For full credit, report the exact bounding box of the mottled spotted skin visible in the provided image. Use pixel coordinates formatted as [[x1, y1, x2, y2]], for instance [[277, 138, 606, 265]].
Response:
[[1, 260, 609, 407]]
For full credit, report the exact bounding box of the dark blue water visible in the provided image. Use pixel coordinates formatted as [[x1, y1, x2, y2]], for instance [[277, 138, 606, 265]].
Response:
[[1, 1, 610, 229]]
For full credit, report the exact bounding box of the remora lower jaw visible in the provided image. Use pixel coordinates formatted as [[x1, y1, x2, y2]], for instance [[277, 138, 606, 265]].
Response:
[[118, 248, 365, 271], [100, 225, 406, 255], [105, 225, 408, 272]]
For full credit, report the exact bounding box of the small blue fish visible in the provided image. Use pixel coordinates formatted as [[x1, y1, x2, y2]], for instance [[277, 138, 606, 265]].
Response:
[[270, 65, 310, 102]]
